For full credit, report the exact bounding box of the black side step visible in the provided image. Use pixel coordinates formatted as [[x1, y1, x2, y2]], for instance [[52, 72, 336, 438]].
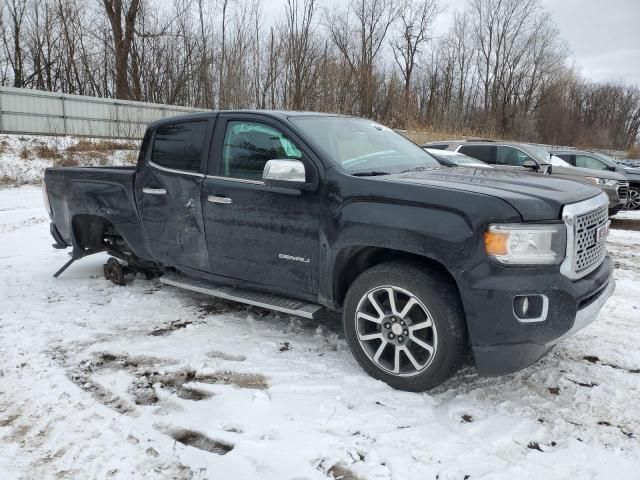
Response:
[[160, 272, 325, 319]]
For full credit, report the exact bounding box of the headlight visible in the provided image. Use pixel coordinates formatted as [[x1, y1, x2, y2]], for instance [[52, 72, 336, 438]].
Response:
[[484, 223, 566, 265], [585, 177, 617, 187]]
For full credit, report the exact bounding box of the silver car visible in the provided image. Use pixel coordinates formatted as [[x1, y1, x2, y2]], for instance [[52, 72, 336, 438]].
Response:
[[424, 140, 628, 214]]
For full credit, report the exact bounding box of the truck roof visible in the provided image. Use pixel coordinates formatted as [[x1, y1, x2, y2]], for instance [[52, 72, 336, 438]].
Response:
[[147, 110, 350, 128]]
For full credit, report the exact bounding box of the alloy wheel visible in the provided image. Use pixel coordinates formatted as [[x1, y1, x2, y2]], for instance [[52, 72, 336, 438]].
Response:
[[355, 286, 438, 377], [625, 189, 640, 210]]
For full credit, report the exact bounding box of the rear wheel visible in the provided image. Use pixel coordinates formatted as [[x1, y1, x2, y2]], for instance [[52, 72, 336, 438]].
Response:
[[625, 187, 640, 210], [342, 261, 467, 391]]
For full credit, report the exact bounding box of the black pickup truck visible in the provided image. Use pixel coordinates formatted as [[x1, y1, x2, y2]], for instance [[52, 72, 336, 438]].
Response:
[[43, 111, 615, 391]]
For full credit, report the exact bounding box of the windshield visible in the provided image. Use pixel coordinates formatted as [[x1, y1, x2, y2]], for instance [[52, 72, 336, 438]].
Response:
[[522, 144, 552, 164], [427, 149, 489, 166], [289, 116, 440, 174], [592, 152, 617, 165]]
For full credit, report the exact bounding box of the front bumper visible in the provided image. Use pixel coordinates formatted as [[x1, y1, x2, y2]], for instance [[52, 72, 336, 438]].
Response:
[[603, 184, 624, 207], [461, 256, 615, 375]]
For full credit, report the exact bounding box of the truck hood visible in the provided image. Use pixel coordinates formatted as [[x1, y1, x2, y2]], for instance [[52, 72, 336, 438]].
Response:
[[375, 167, 601, 221]]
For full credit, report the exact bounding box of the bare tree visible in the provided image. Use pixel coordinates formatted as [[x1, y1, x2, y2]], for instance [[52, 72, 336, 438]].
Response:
[[391, 0, 440, 125], [101, 0, 141, 99], [1, 0, 28, 87], [283, 0, 320, 110], [327, 0, 399, 117]]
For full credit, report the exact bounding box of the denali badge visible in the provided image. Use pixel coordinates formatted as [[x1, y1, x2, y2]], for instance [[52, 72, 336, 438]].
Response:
[[279, 253, 310, 263]]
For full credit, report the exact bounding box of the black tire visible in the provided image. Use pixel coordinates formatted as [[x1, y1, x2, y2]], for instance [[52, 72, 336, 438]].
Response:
[[342, 261, 467, 391]]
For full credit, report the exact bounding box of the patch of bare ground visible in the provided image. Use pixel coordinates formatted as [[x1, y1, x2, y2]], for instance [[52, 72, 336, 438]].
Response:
[[195, 370, 269, 390], [168, 428, 234, 455], [206, 350, 246, 362], [322, 463, 364, 480], [149, 319, 202, 336]]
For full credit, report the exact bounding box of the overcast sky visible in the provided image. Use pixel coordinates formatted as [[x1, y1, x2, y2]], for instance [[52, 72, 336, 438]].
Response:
[[433, 0, 640, 86], [262, 0, 640, 87]]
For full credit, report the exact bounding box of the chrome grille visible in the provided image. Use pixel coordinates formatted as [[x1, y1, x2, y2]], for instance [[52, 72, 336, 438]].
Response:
[[617, 180, 629, 201], [573, 205, 608, 274], [560, 192, 609, 279]]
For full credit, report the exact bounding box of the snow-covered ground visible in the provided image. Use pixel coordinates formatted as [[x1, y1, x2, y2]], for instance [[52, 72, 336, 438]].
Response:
[[0, 134, 138, 185], [1, 186, 639, 480]]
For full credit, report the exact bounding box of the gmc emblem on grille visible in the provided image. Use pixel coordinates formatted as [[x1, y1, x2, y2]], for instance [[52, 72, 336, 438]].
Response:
[[596, 224, 609, 243]]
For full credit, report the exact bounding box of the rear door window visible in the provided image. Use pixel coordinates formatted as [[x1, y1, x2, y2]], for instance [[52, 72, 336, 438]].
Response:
[[575, 155, 608, 171], [151, 121, 208, 172], [426, 144, 449, 150], [458, 145, 495, 164], [557, 154, 575, 165]]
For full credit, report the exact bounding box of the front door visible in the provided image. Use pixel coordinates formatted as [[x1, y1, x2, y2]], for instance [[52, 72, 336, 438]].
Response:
[[201, 115, 320, 294], [135, 119, 212, 271]]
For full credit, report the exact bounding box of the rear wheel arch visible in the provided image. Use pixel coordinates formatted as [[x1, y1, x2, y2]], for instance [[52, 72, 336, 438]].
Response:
[[71, 214, 117, 250]]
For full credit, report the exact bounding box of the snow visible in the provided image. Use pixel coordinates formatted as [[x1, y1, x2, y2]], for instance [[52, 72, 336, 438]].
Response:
[[0, 134, 139, 185], [1, 186, 639, 479]]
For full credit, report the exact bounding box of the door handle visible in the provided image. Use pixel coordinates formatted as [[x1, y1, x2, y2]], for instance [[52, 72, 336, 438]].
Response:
[[142, 188, 166, 195], [208, 195, 232, 205]]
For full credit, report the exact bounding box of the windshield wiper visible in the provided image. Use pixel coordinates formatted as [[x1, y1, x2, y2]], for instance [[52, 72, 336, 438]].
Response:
[[352, 171, 391, 177], [400, 166, 437, 173]]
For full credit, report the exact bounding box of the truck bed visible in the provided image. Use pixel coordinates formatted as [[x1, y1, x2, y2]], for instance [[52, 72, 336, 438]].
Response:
[[44, 165, 140, 249]]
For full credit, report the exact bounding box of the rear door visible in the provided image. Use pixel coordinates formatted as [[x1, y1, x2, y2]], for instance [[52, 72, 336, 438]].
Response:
[[200, 114, 321, 295], [135, 118, 213, 270], [457, 145, 496, 164]]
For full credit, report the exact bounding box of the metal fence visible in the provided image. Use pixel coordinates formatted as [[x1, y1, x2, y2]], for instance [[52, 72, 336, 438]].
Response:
[[0, 86, 209, 140]]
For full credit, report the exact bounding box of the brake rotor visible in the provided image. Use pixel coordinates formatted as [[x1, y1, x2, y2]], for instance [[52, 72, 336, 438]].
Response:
[[104, 258, 126, 286]]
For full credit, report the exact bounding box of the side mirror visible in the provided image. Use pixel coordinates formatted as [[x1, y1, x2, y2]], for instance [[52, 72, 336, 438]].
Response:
[[263, 159, 312, 190], [522, 159, 540, 172]]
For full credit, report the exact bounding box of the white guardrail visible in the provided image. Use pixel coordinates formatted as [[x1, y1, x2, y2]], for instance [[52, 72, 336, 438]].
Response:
[[0, 86, 209, 140]]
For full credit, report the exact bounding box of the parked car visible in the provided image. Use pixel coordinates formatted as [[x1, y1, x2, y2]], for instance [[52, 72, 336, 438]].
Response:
[[423, 148, 492, 168], [551, 150, 640, 210], [425, 141, 627, 215], [43, 112, 614, 391], [617, 159, 640, 168]]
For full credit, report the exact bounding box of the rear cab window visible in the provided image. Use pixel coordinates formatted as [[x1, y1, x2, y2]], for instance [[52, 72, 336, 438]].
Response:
[[151, 121, 209, 173]]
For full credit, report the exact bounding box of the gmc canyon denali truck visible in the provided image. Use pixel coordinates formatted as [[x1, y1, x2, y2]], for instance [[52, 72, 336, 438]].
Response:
[[43, 111, 615, 391]]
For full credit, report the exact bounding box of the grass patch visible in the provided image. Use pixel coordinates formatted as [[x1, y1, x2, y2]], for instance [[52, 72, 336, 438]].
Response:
[[19, 145, 30, 160], [66, 139, 137, 152], [54, 154, 80, 167], [0, 175, 15, 186], [33, 143, 62, 159]]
